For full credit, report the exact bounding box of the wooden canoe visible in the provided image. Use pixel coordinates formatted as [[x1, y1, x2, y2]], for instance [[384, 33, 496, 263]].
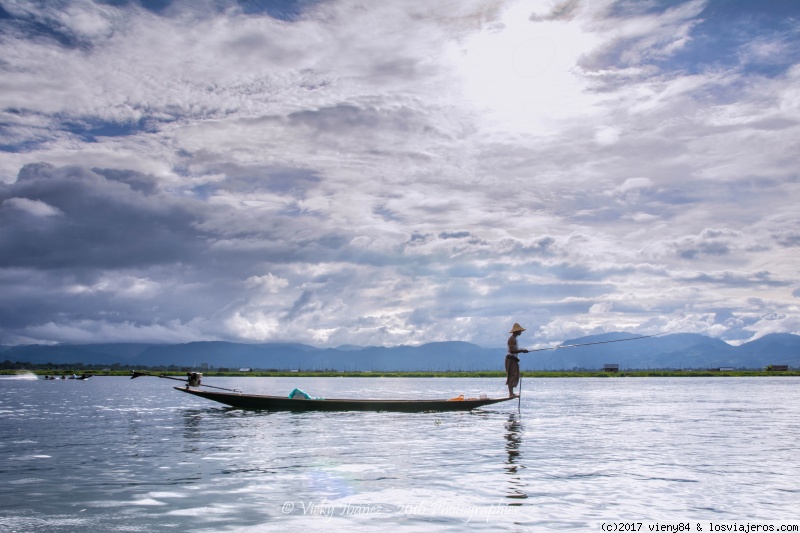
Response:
[[174, 386, 514, 412]]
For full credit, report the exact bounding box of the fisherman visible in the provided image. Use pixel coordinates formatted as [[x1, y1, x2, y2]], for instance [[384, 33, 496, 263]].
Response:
[[506, 323, 529, 397]]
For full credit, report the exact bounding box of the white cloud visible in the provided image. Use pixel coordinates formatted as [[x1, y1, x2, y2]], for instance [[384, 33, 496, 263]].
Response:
[[20, 318, 208, 345], [245, 273, 290, 293], [66, 275, 161, 299], [594, 125, 621, 145], [3, 197, 62, 217]]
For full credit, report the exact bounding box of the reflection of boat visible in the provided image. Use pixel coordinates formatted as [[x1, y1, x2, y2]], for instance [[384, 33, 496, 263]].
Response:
[[174, 386, 513, 412]]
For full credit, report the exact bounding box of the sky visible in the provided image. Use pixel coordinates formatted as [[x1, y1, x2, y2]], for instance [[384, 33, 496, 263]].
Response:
[[1, 0, 799, 349]]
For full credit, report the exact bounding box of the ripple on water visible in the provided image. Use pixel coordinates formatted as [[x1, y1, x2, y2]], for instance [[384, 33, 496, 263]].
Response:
[[1, 376, 799, 531]]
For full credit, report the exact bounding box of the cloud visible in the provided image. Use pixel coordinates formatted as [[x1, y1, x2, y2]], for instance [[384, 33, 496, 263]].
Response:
[[0, 0, 799, 348], [0, 163, 205, 269], [2, 197, 62, 217], [594, 125, 622, 146]]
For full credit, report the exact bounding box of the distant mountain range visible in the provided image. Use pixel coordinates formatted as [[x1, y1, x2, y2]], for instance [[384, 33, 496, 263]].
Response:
[[1, 332, 798, 371]]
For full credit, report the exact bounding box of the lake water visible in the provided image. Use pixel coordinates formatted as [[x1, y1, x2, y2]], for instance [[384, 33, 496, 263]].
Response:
[[1, 375, 798, 531]]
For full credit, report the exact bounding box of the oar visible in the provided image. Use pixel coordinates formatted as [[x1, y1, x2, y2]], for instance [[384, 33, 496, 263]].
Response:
[[518, 372, 522, 413], [130, 370, 241, 393]]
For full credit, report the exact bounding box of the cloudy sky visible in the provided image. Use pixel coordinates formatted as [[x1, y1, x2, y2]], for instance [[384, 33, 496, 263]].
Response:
[[1, 0, 798, 349]]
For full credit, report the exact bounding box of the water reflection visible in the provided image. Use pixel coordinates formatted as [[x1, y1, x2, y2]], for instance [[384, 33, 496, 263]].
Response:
[[182, 409, 204, 451], [504, 413, 528, 502]]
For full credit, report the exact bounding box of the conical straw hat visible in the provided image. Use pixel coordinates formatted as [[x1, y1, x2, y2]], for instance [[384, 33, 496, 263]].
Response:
[[509, 323, 526, 333]]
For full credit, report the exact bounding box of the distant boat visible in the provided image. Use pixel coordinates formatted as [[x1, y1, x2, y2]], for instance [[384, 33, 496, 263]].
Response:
[[174, 386, 513, 412]]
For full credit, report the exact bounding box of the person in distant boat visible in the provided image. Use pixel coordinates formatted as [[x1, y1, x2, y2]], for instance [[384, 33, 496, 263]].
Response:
[[506, 323, 529, 398]]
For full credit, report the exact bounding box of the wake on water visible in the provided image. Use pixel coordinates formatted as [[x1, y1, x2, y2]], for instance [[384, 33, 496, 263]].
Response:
[[0, 372, 39, 380]]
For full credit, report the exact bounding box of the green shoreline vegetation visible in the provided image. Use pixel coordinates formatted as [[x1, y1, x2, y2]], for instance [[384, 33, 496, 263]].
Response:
[[4, 368, 799, 378]]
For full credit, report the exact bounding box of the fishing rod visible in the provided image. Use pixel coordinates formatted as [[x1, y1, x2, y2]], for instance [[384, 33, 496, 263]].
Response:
[[516, 325, 690, 409], [130, 370, 242, 393], [525, 325, 691, 353]]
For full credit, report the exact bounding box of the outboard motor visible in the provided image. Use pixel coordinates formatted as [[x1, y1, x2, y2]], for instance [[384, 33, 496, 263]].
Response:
[[186, 372, 202, 388]]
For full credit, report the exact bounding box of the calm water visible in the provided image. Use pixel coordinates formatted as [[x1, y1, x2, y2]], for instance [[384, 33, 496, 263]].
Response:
[[0, 375, 798, 531]]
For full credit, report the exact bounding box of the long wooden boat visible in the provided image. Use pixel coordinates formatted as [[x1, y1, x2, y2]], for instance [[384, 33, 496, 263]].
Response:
[[174, 386, 514, 412]]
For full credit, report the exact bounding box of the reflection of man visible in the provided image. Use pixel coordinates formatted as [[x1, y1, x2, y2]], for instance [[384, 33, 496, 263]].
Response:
[[504, 413, 528, 501], [505, 323, 529, 398]]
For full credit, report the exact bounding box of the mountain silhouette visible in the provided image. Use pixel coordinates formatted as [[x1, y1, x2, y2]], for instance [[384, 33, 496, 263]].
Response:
[[2, 333, 798, 370]]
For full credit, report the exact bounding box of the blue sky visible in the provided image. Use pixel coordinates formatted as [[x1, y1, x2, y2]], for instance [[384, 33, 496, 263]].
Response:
[[1, 0, 798, 348]]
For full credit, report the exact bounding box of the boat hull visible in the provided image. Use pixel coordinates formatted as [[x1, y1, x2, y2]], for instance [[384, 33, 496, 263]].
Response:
[[174, 387, 513, 412]]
